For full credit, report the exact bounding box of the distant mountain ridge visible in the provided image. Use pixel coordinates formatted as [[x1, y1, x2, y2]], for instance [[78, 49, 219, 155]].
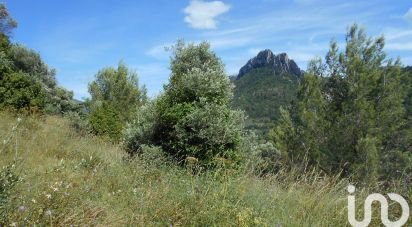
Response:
[[237, 49, 303, 79], [232, 49, 302, 136]]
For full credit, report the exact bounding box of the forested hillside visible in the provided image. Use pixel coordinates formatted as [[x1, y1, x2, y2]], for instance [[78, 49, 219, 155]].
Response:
[[233, 67, 299, 136], [232, 50, 302, 136]]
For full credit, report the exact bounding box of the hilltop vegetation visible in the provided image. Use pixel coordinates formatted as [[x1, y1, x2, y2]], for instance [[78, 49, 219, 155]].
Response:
[[0, 3, 411, 226], [233, 67, 299, 136], [403, 66, 412, 115], [271, 25, 411, 188], [0, 5, 80, 114]]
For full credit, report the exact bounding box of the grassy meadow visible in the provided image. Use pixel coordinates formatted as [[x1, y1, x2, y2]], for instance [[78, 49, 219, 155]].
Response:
[[0, 111, 355, 226]]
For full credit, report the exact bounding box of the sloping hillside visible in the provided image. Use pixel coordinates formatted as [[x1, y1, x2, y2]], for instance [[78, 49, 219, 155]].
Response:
[[0, 112, 350, 226]]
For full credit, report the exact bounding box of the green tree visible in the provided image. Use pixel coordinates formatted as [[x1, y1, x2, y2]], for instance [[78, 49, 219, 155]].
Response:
[[88, 102, 123, 141], [158, 41, 243, 164], [272, 24, 410, 184], [0, 4, 17, 37], [126, 41, 245, 166], [0, 3, 16, 51], [0, 4, 78, 114], [0, 72, 45, 110], [9, 44, 57, 89], [156, 41, 244, 166], [403, 67, 412, 115], [6, 44, 80, 114], [0, 6, 46, 111], [0, 3, 15, 80], [87, 62, 146, 141]]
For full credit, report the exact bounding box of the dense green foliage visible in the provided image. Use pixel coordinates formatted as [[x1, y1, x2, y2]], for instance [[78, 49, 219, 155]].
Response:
[[232, 67, 299, 136], [0, 72, 45, 110], [271, 25, 411, 187], [125, 41, 245, 166], [88, 102, 123, 140], [0, 4, 79, 114], [8, 45, 80, 114], [403, 66, 412, 115], [87, 62, 146, 141]]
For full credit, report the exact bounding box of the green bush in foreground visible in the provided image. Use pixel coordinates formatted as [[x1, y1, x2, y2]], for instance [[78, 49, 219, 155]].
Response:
[[125, 41, 245, 166]]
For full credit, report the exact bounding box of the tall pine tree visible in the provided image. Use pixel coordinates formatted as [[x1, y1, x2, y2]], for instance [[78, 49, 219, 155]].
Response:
[[272, 24, 411, 185]]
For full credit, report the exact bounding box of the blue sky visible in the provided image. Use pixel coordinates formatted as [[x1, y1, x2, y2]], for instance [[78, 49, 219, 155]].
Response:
[[4, 0, 412, 99]]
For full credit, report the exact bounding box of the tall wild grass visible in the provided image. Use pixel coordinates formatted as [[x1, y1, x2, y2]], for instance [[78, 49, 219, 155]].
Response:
[[0, 111, 409, 226]]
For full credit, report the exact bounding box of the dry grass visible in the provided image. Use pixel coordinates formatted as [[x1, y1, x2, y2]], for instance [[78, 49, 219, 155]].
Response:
[[0, 111, 395, 226]]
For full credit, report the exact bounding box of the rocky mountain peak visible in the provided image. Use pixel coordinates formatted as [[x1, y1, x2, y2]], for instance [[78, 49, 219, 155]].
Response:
[[237, 49, 303, 79]]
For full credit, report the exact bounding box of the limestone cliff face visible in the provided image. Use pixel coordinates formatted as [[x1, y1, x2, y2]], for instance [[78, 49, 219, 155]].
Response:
[[237, 49, 303, 79]]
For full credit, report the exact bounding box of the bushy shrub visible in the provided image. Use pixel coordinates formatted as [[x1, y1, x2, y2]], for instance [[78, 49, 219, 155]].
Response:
[[0, 72, 45, 110], [123, 101, 158, 154], [252, 142, 283, 175], [138, 145, 171, 167], [88, 102, 122, 142], [125, 41, 246, 167], [63, 111, 90, 134], [173, 99, 244, 164]]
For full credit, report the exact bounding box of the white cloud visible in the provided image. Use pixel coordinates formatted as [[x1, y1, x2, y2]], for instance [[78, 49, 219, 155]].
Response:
[[385, 29, 412, 41], [386, 42, 412, 51], [146, 43, 173, 59], [405, 8, 412, 23], [184, 0, 231, 29], [146, 45, 167, 57], [209, 36, 252, 49]]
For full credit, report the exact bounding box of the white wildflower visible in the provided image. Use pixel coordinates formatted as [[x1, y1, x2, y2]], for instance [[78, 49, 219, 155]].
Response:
[[45, 209, 52, 216], [46, 194, 51, 199], [18, 205, 26, 212]]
